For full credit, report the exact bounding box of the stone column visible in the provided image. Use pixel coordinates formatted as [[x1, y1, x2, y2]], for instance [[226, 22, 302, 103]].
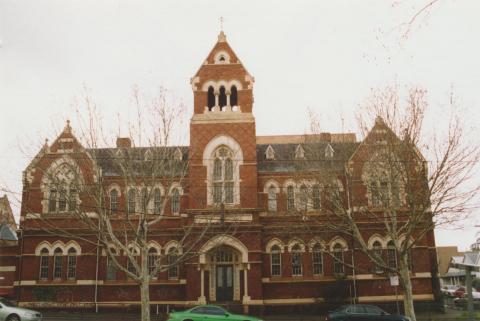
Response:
[[199, 267, 206, 304], [214, 92, 219, 111]]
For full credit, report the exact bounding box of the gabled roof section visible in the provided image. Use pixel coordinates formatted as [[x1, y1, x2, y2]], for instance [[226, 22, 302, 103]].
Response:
[[192, 31, 253, 79], [0, 223, 17, 241]]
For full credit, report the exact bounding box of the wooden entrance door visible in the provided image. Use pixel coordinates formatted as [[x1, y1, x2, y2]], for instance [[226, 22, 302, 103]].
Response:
[[216, 265, 233, 301]]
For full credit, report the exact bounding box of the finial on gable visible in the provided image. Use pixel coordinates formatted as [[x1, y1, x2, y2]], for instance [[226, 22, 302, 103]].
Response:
[[63, 119, 72, 133], [218, 30, 227, 42], [375, 115, 384, 125]]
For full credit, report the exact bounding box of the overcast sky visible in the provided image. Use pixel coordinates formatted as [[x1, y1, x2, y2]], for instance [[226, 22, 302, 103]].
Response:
[[1, 0, 479, 250]]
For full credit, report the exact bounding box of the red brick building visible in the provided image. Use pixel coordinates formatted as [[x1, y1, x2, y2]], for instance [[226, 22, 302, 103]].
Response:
[[9, 32, 440, 312]]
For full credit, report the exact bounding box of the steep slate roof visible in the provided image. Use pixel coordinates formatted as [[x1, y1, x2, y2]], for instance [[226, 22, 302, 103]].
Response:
[[88, 146, 189, 177], [0, 223, 17, 241], [256, 142, 359, 173]]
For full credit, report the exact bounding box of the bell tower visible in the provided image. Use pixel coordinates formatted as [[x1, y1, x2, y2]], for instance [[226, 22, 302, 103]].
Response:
[[188, 31, 258, 210]]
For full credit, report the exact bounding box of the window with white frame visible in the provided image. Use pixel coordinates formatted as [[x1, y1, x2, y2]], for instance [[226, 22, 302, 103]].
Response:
[[333, 243, 345, 274], [212, 146, 235, 205], [167, 248, 179, 279], [53, 248, 63, 279], [148, 248, 158, 276], [267, 186, 277, 212], [299, 184, 308, 212], [270, 245, 281, 277], [153, 188, 162, 214], [372, 241, 383, 274], [110, 189, 119, 214], [291, 244, 303, 276], [127, 188, 136, 214], [106, 250, 117, 281], [39, 248, 49, 280], [171, 188, 180, 214], [312, 184, 321, 210], [312, 244, 323, 276], [67, 248, 77, 279], [286, 185, 295, 212], [43, 161, 81, 214], [387, 241, 397, 269]]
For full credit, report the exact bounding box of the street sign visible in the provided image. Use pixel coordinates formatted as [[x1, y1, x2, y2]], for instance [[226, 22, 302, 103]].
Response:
[[390, 275, 399, 286]]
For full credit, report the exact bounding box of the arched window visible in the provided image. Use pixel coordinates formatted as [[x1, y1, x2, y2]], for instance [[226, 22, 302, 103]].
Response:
[[167, 248, 179, 279], [48, 189, 57, 213], [212, 147, 235, 205], [372, 241, 383, 274], [268, 186, 277, 212], [219, 86, 227, 110], [312, 184, 321, 210], [106, 250, 117, 281], [287, 185, 295, 212], [148, 248, 158, 276], [153, 188, 162, 215], [312, 244, 323, 276], [230, 85, 238, 107], [126, 255, 136, 276], [58, 185, 67, 212], [207, 86, 215, 110], [127, 188, 136, 214], [333, 243, 344, 274], [387, 241, 397, 269], [39, 248, 49, 280], [67, 248, 77, 279], [271, 245, 281, 277], [110, 189, 119, 214], [291, 244, 302, 276], [53, 248, 63, 279], [300, 184, 308, 211], [171, 188, 180, 214], [69, 183, 77, 211], [140, 187, 148, 213]]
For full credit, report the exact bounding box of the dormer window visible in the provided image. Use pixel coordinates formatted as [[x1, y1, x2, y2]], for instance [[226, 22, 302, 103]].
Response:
[[265, 145, 275, 160], [295, 145, 305, 159], [174, 148, 183, 161], [325, 144, 334, 158]]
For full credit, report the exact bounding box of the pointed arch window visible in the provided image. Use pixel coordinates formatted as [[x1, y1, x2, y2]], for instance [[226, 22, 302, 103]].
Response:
[[286, 185, 295, 212], [49, 189, 57, 213], [148, 248, 158, 276], [270, 245, 281, 277], [207, 86, 215, 110], [39, 248, 49, 280], [69, 183, 77, 211], [140, 187, 148, 214], [153, 188, 162, 215], [167, 248, 179, 279], [299, 184, 308, 212], [387, 241, 397, 269], [291, 244, 303, 276], [106, 250, 117, 281], [212, 147, 235, 205], [333, 243, 345, 274], [110, 189, 119, 214], [127, 188, 136, 214], [230, 85, 238, 106], [53, 248, 63, 279], [219, 86, 227, 110], [268, 186, 277, 212], [58, 185, 67, 212], [312, 184, 321, 210], [67, 248, 77, 279], [171, 188, 180, 214], [312, 244, 323, 276], [372, 241, 383, 274]]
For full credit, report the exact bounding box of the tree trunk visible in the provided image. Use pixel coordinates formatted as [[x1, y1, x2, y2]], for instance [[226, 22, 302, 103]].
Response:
[[399, 256, 416, 321], [140, 279, 151, 321]]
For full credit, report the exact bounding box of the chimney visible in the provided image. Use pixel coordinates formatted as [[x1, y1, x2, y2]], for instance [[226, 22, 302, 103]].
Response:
[[116, 137, 131, 148]]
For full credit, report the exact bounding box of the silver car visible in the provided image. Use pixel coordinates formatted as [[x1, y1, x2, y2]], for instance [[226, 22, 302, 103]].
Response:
[[0, 298, 41, 321]]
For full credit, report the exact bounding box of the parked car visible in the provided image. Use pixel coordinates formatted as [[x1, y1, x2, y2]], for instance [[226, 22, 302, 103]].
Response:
[[325, 304, 410, 321], [441, 284, 461, 297], [453, 286, 466, 298], [167, 305, 262, 321], [0, 298, 42, 321], [453, 296, 480, 310]]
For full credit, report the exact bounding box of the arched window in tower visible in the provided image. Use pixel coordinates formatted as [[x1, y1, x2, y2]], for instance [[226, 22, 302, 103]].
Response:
[[270, 245, 281, 276], [110, 189, 119, 214], [171, 188, 180, 214], [212, 147, 235, 205], [219, 86, 227, 110], [207, 86, 215, 110], [230, 85, 238, 107]]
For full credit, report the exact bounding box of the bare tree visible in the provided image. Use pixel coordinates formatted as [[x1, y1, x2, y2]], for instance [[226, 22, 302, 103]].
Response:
[[21, 86, 217, 321], [295, 86, 479, 321]]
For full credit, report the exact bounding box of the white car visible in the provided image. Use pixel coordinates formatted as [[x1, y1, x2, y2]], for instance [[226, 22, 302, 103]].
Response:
[[441, 284, 461, 297], [0, 298, 41, 321]]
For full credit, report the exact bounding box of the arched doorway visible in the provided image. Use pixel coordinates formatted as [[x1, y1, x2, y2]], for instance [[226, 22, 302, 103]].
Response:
[[209, 246, 238, 301]]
